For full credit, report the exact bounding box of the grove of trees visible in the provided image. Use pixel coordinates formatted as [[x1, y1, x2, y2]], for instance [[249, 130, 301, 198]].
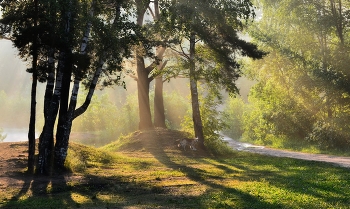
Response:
[[0, 0, 264, 175]]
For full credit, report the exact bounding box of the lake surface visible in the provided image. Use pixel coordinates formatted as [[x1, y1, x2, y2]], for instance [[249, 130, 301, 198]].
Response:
[[2, 128, 35, 142]]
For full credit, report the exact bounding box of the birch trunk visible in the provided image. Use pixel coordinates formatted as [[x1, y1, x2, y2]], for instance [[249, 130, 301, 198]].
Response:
[[74, 56, 104, 119], [37, 61, 63, 175], [37, 0, 72, 174], [54, 1, 95, 169]]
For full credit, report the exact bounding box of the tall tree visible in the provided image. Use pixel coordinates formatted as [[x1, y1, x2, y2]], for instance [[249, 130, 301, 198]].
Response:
[[27, 0, 39, 174], [1, 0, 139, 174], [160, 0, 265, 147], [130, 0, 168, 130], [0, 0, 46, 173]]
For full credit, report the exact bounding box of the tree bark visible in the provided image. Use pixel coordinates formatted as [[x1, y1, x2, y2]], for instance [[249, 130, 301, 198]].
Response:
[[54, 1, 95, 170], [152, 0, 167, 128], [37, 60, 63, 175], [189, 32, 205, 148], [54, 79, 79, 169], [27, 0, 39, 174], [136, 1, 153, 130], [137, 56, 153, 130], [154, 76, 166, 128], [37, 0, 73, 174]]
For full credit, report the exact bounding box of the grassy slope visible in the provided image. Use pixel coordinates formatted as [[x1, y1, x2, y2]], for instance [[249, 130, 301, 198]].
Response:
[[2, 128, 350, 209]]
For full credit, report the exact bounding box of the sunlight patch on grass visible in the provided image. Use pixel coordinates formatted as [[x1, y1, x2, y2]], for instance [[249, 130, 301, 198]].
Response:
[[96, 193, 125, 203], [71, 192, 93, 204]]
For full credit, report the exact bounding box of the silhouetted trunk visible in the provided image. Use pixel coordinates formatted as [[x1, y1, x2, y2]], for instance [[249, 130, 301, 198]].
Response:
[[54, 56, 72, 171], [54, 1, 95, 170], [37, 59, 63, 175], [154, 76, 166, 128], [28, 72, 37, 174], [28, 0, 39, 174], [189, 32, 205, 148], [54, 79, 78, 170], [37, 0, 73, 174]]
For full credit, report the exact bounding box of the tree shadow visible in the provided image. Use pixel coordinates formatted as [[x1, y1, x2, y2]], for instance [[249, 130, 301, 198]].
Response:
[[147, 145, 285, 208]]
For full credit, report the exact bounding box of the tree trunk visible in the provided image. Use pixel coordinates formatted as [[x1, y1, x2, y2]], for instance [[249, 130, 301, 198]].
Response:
[[136, 3, 153, 130], [28, 0, 39, 174], [189, 32, 205, 148], [137, 57, 153, 130], [28, 72, 37, 174], [54, 1, 95, 170], [54, 57, 72, 171], [54, 79, 79, 170], [154, 76, 166, 128], [37, 61, 63, 175], [152, 0, 167, 128], [37, 0, 73, 174]]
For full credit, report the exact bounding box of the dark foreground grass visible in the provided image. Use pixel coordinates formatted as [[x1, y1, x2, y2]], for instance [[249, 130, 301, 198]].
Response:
[[1, 141, 350, 209]]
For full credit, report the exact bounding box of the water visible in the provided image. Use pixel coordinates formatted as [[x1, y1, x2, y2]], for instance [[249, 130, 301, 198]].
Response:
[[1, 128, 34, 142]]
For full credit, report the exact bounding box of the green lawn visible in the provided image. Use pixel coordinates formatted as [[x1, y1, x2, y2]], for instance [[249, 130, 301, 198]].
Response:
[[2, 141, 350, 209]]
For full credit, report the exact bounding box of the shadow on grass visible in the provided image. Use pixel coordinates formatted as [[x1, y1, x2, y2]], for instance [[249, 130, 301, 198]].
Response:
[[1, 170, 78, 209], [148, 144, 350, 208], [147, 146, 284, 208], [3, 140, 350, 208]]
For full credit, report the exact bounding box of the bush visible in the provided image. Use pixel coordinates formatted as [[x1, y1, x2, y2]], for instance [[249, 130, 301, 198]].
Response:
[[306, 121, 350, 151]]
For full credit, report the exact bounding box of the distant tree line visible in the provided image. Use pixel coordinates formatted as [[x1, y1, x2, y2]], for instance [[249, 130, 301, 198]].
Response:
[[224, 0, 350, 151]]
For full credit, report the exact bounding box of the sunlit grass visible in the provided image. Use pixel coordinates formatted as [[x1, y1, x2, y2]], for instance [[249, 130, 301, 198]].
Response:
[[2, 139, 350, 209]]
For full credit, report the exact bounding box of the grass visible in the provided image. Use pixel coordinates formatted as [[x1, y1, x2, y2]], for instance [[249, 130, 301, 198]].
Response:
[[242, 135, 350, 157], [2, 129, 350, 208]]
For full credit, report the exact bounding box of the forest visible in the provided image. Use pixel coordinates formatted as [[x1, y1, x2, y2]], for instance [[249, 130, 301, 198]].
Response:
[[0, 0, 266, 175], [0, 0, 349, 175], [2, 0, 350, 208]]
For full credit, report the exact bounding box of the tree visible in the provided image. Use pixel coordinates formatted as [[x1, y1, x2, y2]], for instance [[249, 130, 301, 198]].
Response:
[[0, 0, 139, 174], [0, 0, 41, 173], [159, 0, 265, 147], [130, 0, 169, 130]]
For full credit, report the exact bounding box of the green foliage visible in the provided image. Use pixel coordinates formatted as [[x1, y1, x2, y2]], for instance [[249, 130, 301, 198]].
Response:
[[232, 0, 350, 151], [181, 84, 234, 155], [306, 120, 350, 151], [72, 90, 190, 146], [72, 90, 139, 146], [162, 91, 190, 130], [222, 97, 246, 139]]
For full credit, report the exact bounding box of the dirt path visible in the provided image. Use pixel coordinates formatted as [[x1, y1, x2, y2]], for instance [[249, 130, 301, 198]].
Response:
[[224, 136, 350, 168]]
